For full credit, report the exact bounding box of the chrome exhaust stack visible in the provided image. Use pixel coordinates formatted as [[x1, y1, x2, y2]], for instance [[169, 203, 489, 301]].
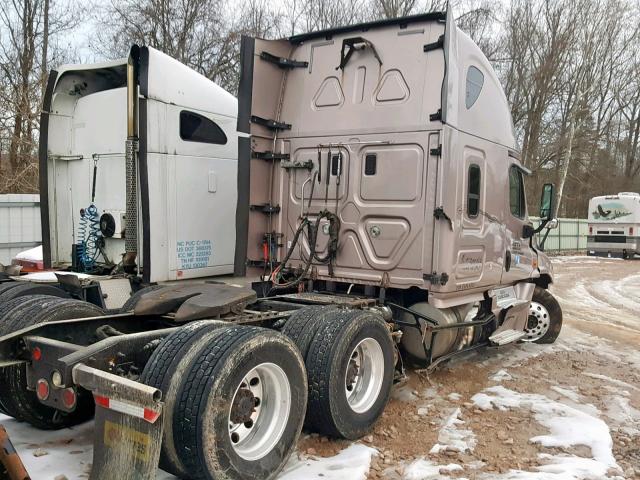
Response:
[[123, 46, 140, 272]]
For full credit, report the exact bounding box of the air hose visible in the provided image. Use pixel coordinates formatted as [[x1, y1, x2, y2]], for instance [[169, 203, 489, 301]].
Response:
[[269, 210, 341, 293]]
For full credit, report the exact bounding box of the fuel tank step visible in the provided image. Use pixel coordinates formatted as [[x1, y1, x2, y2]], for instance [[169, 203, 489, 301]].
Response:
[[489, 329, 526, 346]]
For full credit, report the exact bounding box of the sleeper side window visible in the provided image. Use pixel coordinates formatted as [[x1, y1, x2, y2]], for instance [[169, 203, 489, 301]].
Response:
[[509, 166, 526, 219], [467, 164, 481, 217], [180, 110, 227, 145], [465, 66, 484, 109]]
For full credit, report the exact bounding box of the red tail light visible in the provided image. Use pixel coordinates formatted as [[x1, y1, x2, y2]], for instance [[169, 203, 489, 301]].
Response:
[[630, 227, 634, 236], [32, 347, 42, 362], [589, 226, 593, 235], [62, 388, 77, 409], [36, 379, 50, 401]]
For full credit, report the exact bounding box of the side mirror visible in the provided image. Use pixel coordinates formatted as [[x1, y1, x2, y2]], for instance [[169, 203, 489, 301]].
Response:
[[539, 183, 555, 220]]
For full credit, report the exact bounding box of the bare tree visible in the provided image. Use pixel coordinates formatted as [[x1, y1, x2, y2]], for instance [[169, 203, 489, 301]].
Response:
[[0, 0, 78, 192], [373, 0, 418, 19]]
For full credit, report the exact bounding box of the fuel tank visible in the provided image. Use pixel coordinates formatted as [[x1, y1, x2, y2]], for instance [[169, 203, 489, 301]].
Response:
[[399, 302, 476, 361]]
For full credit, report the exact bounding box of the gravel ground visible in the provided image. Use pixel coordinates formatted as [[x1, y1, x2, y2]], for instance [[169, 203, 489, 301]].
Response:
[[1, 255, 639, 479]]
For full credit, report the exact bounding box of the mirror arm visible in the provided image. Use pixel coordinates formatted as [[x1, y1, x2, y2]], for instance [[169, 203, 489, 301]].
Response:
[[532, 217, 550, 234], [539, 226, 552, 251]]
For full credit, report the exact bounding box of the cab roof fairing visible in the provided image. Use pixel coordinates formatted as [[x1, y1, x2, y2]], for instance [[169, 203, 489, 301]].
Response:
[[49, 45, 237, 119], [280, 8, 517, 153], [443, 20, 517, 151]]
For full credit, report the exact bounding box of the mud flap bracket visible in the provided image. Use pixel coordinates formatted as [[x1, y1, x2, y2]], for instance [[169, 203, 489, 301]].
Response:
[[72, 364, 163, 480]]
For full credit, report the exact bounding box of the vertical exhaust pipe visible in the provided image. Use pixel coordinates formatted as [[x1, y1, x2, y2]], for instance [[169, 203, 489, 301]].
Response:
[[123, 46, 140, 272]]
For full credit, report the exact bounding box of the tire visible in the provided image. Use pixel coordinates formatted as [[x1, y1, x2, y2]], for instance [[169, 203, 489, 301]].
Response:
[[0, 294, 45, 416], [0, 282, 69, 304], [0, 282, 22, 298], [305, 309, 395, 439], [280, 305, 339, 360], [0, 296, 104, 429], [522, 287, 563, 344], [174, 326, 307, 480], [120, 284, 165, 312], [140, 320, 230, 477]]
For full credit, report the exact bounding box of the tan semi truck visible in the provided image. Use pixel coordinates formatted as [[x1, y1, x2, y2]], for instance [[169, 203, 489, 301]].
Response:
[[0, 10, 561, 480]]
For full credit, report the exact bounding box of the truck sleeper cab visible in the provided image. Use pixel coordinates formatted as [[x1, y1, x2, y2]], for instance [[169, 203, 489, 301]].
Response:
[[0, 11, 562, 480], [236, 11, 561, 351], [0, 45, 240, 313], [587, 192, 640, 259]]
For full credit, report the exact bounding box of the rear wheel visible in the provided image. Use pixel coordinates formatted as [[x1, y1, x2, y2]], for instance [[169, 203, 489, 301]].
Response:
[[0, 282, 22, 299], [173, 326, 307, 480], [0, 296, 103, 429], [0, 282, 69, 304], [281, 305, 338, 359], [522, 287, 562, 344], [305, 309, 395, 439], [140, 320, 230, 477]]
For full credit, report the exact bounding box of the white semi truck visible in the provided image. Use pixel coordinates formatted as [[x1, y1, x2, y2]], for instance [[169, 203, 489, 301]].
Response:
[[0, 45, 239, 310], [0, 10, 562, 480], [587, 192, 640, 258]]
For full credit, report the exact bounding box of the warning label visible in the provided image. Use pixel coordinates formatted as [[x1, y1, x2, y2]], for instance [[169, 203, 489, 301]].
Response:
[[177, 240, 212, 269]]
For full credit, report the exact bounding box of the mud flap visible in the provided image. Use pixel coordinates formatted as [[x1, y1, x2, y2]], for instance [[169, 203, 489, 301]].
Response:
[[72, 364, 163, 480]]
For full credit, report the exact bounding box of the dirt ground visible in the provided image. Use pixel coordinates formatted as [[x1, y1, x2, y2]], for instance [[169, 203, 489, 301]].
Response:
[[296, 256, 640, 479]]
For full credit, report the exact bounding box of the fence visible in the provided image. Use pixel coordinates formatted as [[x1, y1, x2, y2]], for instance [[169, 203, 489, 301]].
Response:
[[0, 194, 41, 265], [531, 217, 588, 253]]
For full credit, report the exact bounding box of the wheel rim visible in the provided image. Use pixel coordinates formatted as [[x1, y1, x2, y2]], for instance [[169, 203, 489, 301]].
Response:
[[522, 301, 550, 342], [228, 362, 291, 461], [344, 338, 385, 414]]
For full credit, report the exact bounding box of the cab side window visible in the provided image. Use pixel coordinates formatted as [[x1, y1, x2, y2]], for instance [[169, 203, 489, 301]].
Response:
[[509, 166, 526, 218], [467, 164, 481, 217], [465, 66, 484, 109], [180, 110, 227, 145]]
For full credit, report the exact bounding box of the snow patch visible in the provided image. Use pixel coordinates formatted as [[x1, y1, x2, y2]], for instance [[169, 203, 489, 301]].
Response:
[[279, 444, 377, 480], [471, 386, 620, 476], [392, 384, 420, 402], [447, 392, 462, 401], [582, 372, 640, 392], [490, 369, 513, 382], [0, 414, 95, 479], [549, 386, 582, 403], [403, 459, 462, 480], [12, 271, 94, 282], [429, 408, 476, 454], [14, 245, 43, 262], [603, 395, 640, 436]]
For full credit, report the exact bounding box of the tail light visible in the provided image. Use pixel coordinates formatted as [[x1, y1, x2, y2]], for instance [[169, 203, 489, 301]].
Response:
[[589, 226, 593, 235], [630, 227, 634, 236], [62, 388, 77, 409], [36, 379, 50, 401], [32, 347, 42, 362]]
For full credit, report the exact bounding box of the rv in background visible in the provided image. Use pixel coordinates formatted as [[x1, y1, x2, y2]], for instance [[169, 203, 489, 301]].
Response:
[[587, 192, 640, 258]]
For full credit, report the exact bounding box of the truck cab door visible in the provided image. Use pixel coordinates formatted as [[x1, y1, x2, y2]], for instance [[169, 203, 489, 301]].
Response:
[[501, 165, 536, 283]]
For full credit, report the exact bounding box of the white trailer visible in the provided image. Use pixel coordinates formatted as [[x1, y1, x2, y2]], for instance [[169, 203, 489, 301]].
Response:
[[587, 192, 640, 258]]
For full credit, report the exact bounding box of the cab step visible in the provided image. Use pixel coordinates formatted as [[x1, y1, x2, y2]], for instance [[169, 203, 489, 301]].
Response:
[[489, 329, 526, 346]]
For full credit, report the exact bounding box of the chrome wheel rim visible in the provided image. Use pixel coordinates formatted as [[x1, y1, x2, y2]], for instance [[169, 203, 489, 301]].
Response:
[[344, 338, 385, 413], [228, 362, 291, 461], [522, 301, 550, 342]]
